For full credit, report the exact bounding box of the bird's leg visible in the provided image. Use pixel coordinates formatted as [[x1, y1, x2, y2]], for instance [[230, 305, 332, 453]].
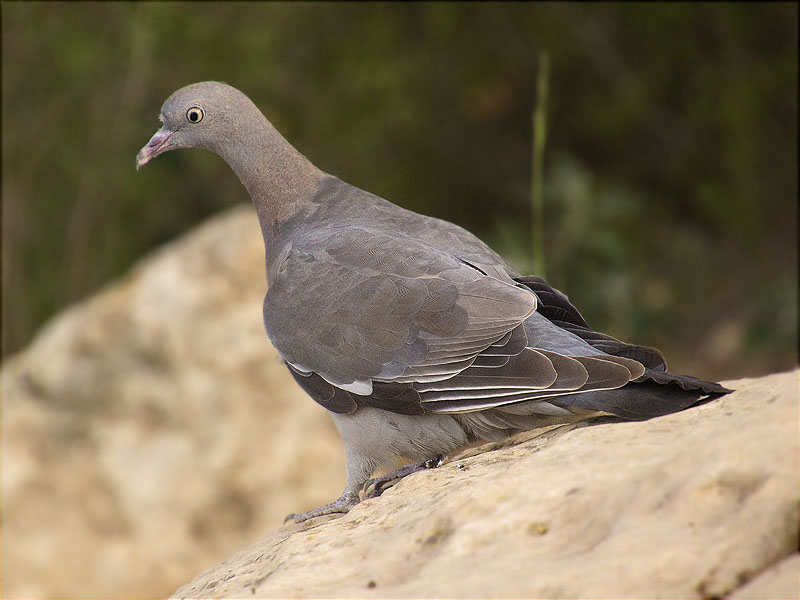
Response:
[[364, 454, 444, 499], [284, 455, 444, 523], [285, 444, 376, 524], [284, 489, 361, 524]]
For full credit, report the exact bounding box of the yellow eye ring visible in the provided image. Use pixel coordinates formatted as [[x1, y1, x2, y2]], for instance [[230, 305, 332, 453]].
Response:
[[186, 106, 204, 123]]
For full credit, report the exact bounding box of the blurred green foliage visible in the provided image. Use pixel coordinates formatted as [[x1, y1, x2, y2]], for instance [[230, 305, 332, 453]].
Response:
[[2, 2, 797, 379]]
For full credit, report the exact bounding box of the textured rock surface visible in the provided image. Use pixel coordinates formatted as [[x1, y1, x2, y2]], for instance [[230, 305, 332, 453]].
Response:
[[174, 370, 799, 599], [2, 206, 346, 598], [730, 554, 799, 599]]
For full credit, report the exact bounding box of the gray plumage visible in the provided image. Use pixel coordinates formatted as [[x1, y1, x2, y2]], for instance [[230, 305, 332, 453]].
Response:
[[138, 82, 731, 523]]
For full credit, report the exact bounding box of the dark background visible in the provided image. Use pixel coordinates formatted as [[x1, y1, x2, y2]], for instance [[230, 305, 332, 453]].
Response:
[[2, 2, 797, 379]]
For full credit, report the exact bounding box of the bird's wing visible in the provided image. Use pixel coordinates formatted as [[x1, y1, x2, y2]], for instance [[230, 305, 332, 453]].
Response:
[[414, 310, 645, 413], [265, 223, 709, 420], [263, 226, 537, 397]]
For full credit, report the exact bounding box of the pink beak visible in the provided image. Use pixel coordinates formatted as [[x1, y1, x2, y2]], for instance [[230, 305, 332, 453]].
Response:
[[136, 128, 174, 170]]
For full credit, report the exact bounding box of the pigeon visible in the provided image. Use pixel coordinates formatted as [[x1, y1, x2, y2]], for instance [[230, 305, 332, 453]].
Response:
[[137, 81, 731, 523]]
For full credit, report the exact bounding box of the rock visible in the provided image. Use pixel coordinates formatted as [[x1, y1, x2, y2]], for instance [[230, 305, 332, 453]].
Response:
[[173, 370, 798, 599], [730, 554, 799, 599], [1, 206, 346, 598]]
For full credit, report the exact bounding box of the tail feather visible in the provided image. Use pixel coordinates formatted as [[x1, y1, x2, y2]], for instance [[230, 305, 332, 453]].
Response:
[[513, 274, 731, 421], [637, 368, 732, 394], [549, 371, 731, 420]]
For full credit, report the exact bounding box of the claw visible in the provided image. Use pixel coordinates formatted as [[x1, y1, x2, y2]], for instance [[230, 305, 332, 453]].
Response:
[[424, 455, 444, 469], [284, 491, 360, 524], [364, 454, 444, 499], [286, 455, 446, 523]]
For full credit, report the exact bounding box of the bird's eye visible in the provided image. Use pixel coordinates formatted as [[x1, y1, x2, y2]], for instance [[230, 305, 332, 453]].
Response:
[[186, 107, 204, 123]]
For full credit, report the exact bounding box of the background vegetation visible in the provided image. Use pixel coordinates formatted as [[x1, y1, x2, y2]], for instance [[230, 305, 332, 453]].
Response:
[[2, 2, 797, 379]]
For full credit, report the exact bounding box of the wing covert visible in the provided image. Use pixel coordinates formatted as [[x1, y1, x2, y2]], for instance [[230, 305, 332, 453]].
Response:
[[263, 227, 537, 395]]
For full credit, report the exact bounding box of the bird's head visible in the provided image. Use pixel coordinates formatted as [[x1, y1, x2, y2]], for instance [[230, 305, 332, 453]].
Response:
[[136, 81, 254, 170]]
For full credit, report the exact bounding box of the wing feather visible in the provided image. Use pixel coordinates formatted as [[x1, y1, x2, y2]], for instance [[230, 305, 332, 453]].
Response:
[[263, 227, 536, 395]]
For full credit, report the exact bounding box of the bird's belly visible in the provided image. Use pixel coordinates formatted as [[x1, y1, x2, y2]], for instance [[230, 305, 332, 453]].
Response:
[[329, 406, 469, 469]]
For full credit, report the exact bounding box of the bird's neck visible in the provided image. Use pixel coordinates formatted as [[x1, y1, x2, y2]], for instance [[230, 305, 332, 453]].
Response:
[[218, 117, 324, 248]]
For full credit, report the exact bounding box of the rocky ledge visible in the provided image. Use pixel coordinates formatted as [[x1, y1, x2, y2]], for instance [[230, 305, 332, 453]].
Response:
[[175, 370, 798, 599]]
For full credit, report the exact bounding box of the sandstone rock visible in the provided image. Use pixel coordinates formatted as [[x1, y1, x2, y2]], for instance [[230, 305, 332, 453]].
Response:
[[173, 370, 799, 599], [730, 554, 799, 599], [2, 206, 346, 598]]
